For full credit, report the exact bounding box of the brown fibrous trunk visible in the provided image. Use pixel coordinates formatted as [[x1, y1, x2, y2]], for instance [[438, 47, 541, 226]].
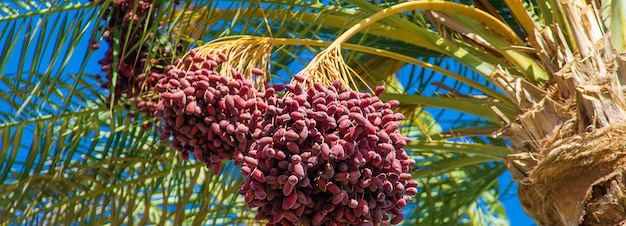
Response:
[[488, 2, 626, 223]]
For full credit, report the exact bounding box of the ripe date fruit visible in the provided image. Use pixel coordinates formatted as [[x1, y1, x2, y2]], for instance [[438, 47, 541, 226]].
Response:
[[239, 78, 416, 225], [154, 52, 268, 173]]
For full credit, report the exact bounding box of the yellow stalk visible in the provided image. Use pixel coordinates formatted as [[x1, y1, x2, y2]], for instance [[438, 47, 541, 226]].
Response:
[[327, 1, 548, 82], [176, 5, 513, 81], [503, 0, 539, 36], [175, 7, 508, 60], [285, 1, 527, 91], [437, 12, 549, 83], [186, 35, 513, 107], [269, 38, 510, 105], [331, 1, 524, 47], [209, 8, 438, 50]]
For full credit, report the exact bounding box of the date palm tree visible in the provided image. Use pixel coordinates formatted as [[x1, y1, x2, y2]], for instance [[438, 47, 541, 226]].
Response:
[[2, 0, 624, 225]]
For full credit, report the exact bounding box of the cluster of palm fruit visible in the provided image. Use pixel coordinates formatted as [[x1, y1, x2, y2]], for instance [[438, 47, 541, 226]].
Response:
[[238, 76, 417, 225], [153, 50, 267, 173], [90, 2, 417, 224], [152, 49, 417, 224], [92, 0, 182, 116]]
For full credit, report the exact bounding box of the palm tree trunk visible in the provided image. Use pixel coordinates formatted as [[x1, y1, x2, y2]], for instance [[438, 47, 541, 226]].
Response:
[[514, 125, 626, 225], [500, 31, 626, 225]]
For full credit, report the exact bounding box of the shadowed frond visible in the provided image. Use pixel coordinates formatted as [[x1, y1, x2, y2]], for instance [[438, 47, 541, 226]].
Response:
[[379, 75, 510, 225], [0, 1, 257, 224], [2, 0, 557, 224]]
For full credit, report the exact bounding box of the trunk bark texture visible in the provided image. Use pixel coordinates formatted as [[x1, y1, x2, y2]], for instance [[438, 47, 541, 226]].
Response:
[[491, 3, 626, 225]]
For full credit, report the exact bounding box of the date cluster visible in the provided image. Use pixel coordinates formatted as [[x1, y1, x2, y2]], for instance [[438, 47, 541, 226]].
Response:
[[153, 49, 417, 225]]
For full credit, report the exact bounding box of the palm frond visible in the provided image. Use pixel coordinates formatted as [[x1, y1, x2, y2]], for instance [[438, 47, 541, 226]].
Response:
[[462, 185, 509, 226], [409, 155, 507, 225], [1, 0, 544, 225], [382, 74, 510, 225], [0, 1, 92, 21], [0, 1, 255, 224]]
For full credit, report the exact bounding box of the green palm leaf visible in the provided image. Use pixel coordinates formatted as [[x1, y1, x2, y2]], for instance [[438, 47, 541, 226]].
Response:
[[1, 0, 537, 225], [0, 1, 255, 224]]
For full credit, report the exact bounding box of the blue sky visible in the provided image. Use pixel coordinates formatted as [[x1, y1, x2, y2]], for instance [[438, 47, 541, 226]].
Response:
[[1, 1, 537, 225], [500, 172, 535, 225]]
